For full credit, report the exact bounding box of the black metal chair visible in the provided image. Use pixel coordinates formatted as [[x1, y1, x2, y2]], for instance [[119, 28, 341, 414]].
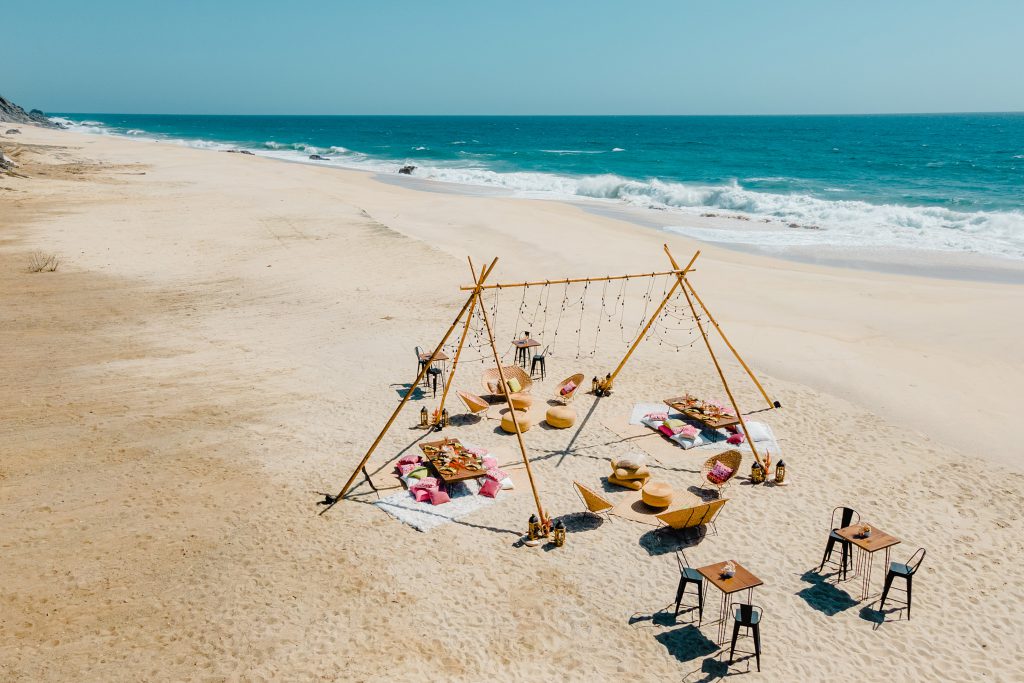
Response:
[[415, 346, 443, 397], [880, 547, 925, 619], [530, 345, 549, 380], [674, 552, 705, 623], [818, 506, 860, 580], [729, 603, 762, 672]]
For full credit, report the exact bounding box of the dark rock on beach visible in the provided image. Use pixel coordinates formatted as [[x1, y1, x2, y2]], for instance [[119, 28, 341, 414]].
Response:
[[398, 165, 416, 175], [5, 129, 21, 135], [224, 149, 254, 155], [0, 95, 61, 128], [309, 154, 329, 161]]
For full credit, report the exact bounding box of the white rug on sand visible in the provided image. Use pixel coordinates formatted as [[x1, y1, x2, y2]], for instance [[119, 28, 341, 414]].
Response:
[[374, 479, 496, 533], [628, 402, 683, 424], [626, 402, 782, 455]]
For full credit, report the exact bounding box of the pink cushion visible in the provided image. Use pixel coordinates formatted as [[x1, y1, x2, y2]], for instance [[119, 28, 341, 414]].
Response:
[[485, 467, 509, 481], [658, 425, 675, 438], [429, 489, 451, 505], [645, 411, 669, 421], [479, 478, 501, 498], [397, 454, 422, 469], [482, 456, 498, 469], [412, 488, 431, 503], [398, 463, 418, 477], [560, 380, 577, 396], [707, 461, 734, 485], [466, 446, 489, 457], [680, 425, 700, 439], [726, 433, 745, 445], [409, 477, 439, 492]]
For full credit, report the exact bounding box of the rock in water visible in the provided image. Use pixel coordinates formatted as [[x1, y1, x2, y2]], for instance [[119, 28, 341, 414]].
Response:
[[0, 95, 61, 128], [398, 165, 416, 175], [309, 154, 330, 161], [223, 149, 254, 155]]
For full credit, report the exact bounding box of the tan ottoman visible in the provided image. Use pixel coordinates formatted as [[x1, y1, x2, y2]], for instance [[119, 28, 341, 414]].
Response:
[[545, 405, 576, 429], [641, 481, 674, 508], [509, 392, 535, 411], [500, 409, 532, 433]]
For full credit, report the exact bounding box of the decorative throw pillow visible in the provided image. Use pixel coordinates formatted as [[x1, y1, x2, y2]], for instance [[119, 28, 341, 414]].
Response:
[[486, 381, 499, 394], [645, 411, 669, 422], [409, 476, 438, 492], [742, 422, 772, 443], [707, 461, 734, 484], [613, 453, 647, 470], [482, 456, 498, 469], [485, 467, 509, 481], [398, 463, 418, 477], [397, 454, 422, 468], [479, 478, 501, 498], [727, 433, 745, 445], [664, 418, 686, 431], [412, 488, 431, 503], [498, 476, 515, 490], [507, 378, 522, 394], [679, 425, 700, 439], [466, 446, 489, 458], [407, 466, 429, 480], [560, 380, 577, 396], [658, 425, 675, 438], [641, 416, 665, 430], [429, 489, 451, 505], [670, 432, 704, 449]]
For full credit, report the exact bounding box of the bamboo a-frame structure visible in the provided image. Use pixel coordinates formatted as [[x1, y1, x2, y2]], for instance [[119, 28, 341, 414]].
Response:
[[321, 245, 777, 518]]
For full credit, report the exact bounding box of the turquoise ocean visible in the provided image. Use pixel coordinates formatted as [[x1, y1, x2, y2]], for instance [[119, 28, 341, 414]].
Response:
[[52, 113, 1024, 261]]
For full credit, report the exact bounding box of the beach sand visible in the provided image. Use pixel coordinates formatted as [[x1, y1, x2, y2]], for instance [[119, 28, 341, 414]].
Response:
[[2, 125, 1022, 682]]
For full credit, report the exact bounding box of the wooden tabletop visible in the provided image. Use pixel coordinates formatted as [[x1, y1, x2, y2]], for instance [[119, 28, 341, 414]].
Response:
[[835, 523, 901, 553], [419, 350, 450, 362], [418, 438, 486, 485], [697, 560, 764, 595], [512, 338, 541, 349], [664, 397, 740, 430]]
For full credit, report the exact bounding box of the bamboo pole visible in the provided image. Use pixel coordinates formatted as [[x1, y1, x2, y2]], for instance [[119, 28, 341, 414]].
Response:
[[665, 246, 764, 469], [475, 268, 548, 527], [437, 257, 479, 415], [460, 268, 695, 291], [320, 258, 498, 515], [682, 277, 778, 410], [605, 249, 701, 386]]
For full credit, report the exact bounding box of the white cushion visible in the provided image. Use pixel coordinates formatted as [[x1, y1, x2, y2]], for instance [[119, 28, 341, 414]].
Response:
[[499, 476, 515, 490], [640, 417, 664, 430], [670, 432, 706, 449], [742, 422, 773, 443]]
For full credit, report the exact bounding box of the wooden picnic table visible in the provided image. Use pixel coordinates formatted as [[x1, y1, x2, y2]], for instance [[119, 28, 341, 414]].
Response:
[[664, 396, 741, 430], [697, 560, 764, 644], [835, 523, 900, 601], [418, 438, 487, 488]]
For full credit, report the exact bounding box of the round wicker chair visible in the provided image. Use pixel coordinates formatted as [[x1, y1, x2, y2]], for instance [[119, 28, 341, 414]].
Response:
[[481, 365, 533, 397], [701, 449, 743, 493], [555, 373, 585, 404]]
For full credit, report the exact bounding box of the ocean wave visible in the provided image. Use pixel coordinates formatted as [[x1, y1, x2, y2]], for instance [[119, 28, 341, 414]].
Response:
[[612, 147, 625, 152], [540, 149, 604, 155], [125, 129, 145, 135]]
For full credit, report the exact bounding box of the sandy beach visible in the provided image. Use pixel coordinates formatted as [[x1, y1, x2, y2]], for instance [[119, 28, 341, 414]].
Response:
[[2, 125, 1023, 681]]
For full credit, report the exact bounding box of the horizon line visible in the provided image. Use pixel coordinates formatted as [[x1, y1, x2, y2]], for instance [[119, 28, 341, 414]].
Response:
[[50, 110, 1024, 118]]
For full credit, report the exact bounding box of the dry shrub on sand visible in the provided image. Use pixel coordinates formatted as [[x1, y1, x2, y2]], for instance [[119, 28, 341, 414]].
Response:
[[27, 251, 60, 273]]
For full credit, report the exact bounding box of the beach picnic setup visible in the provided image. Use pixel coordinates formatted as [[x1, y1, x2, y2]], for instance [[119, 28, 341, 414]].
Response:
[[321, 243, 927, 671]]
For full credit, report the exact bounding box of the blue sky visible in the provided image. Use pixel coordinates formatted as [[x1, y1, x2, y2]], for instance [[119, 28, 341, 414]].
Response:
[[5, 0, 1023, 115]]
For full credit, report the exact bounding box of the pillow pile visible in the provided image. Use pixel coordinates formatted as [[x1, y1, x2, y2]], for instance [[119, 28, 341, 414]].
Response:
[[560, 380, 577, 396], [608, 456, 651, 490]]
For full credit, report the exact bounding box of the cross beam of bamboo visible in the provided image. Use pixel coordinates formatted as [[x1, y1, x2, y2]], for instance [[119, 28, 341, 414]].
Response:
[[459, 268, 694, 291], [605, 250, 701, 387], [474, 263, 548, 526], [665, 245, 765, 469], [320, 258, 498, 515]]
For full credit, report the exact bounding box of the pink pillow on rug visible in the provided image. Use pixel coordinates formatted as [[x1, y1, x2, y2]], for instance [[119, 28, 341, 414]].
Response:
[[680, 425, 700, 439], [485, 467, 509, 481], [412, 488, 431, 503], [429, 489, 451, 505], [560, 380, 577, 396], [707, 461, 734, 485], [398, 462, 418, 477], [658, 425, 675, 438], [466, 446, 490, 457], [727, 433, 745, 445], [409, 477, 439, 493], [482, 456, 498, 469], [645, 411, 669, 422], [479, 478, 501, 498], [397, 454, 422, 469]]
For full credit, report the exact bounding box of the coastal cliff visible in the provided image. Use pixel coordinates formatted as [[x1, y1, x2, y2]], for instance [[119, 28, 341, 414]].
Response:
[[0, 94, 61, 128]]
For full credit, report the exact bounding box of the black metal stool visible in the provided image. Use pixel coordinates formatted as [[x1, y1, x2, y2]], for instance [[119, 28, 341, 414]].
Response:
[[674, 552, 705, 623], [880, 547, 925, 619], [530, 345, 549, 380], [729, 603, 762, 672], [819, 506, 859, 580]]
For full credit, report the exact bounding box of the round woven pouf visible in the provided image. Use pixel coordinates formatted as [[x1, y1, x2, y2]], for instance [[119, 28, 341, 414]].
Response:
[[545, 405, 577, 429], [641, 481, 674, 508], [500, 409, 532, 434], [508, 392, 535, 411]]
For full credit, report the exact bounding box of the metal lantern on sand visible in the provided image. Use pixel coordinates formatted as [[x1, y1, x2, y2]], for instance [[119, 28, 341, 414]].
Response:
[[419, 406, 429, 429], [774, 459, 786, 485], [552, 519, 566, 547], [750, 460, 765, 484]]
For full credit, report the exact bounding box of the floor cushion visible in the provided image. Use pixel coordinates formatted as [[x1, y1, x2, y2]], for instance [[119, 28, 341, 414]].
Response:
[[607, 474, 645, 490], [545, 405, 577, 429], [642, 481, 674, 508], [500, 409, 532, 433], [509, 392, 535, 411]]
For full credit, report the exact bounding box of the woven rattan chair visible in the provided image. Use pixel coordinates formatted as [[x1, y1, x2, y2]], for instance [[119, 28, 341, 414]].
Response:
[[456, 390, 490, 420], [700, 450, 743, 493], [573, 481, 614, 520], [555, 373, 585, 404], [481, 365, 533, 397]]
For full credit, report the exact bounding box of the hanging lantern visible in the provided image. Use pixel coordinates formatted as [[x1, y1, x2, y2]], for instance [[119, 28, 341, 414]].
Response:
[[527, 514, 542, 540], [552, 519, 566, 547], [419, 406, 429, 429], [750, 460, 765, 484], [774, 459, 786, 485], [441, 408, 450, 428]]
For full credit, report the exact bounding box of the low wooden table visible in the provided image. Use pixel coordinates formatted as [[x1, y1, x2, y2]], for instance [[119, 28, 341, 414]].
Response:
[[664, 396, 741, 430], [697, 560, 764, 644], [512, 338, 540, 368], [417, 438, 487, 489], [835, 523, 900, 601]]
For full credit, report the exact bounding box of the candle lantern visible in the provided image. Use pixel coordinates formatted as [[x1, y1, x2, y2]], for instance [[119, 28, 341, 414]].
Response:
[[750, 460, 765, 484], [527, 514, 542, 540], [419, 406, 429, 429], [774, 459, 786, 485], [552, 520, 566, 547], [441, 408, 450, 428], [591, 376, 600, 394]]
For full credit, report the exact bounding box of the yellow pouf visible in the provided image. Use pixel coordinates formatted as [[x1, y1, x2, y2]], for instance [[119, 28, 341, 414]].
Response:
[[545, 405, 577, 429], [509, 392, 535, 411], [501, 409, 532, 433], [641, 481, 674, 508], [607, 474, 646, 490]]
